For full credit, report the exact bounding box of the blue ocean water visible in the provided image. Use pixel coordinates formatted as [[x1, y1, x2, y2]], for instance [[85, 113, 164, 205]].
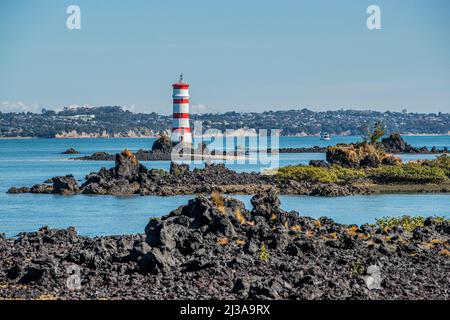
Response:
[[0, 136, 449, 237]]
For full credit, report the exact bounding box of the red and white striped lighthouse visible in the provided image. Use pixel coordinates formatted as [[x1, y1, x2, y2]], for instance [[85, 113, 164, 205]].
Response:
[[171, 73, 192, 144]]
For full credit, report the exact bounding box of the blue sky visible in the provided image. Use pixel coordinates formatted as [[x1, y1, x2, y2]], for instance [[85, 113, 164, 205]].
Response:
[[1, 0, 449, 114]]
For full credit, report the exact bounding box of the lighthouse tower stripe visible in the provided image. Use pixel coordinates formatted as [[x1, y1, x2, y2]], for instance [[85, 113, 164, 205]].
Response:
[[173, 118, 190, 128], [173, 98, 189, 103], [173, 113, 189, 119], [173, 104, 189, 114], [172, 128, 191, 133], [172, 83, 189, 89]]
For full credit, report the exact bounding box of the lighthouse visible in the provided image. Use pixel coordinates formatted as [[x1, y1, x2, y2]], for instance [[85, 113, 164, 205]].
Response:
[[171, 73, 192, 144]]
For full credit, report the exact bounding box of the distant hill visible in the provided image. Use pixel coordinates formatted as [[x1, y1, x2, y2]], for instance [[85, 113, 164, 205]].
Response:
[[0, 106, 448, 138]]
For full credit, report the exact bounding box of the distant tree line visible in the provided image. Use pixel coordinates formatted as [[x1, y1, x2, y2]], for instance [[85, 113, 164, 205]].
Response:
[[0, 106, 448, 138]]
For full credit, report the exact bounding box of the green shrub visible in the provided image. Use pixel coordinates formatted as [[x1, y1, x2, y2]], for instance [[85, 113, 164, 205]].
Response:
[[373, 215, 449, 232], [333, 166, 367, 182], [422, 155, 450, 179], [276, 165, 366, 184], [349, 261, 365, 276], [277, 155, 450, 185], [368, 161, 448, 184], [374, 216, 425, 232], [258, 244, 270, 262]]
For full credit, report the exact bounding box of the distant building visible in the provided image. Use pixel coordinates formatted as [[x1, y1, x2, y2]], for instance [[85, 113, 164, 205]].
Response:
[[171, 74, 192, 144], [63, 114, 96, 121]]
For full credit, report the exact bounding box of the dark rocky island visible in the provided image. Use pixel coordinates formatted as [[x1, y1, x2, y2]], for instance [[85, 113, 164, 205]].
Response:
[[72, 135, 212, 161], [0, 191, 449, 300], [73, 135, 174, 161]]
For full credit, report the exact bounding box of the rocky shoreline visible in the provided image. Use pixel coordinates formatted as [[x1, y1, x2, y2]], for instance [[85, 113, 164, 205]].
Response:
[[0, 191, 449, 300], [8, 147, 450, 197], [7, 149, 372, 197]]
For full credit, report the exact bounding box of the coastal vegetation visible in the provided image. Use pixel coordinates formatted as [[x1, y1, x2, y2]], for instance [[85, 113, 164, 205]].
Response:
[[374, 215, 449, 233], [368, 157, 449, 184], [275, 165, 366, 184], [277, 155, 450, 185], [270, 125, 450, 185]]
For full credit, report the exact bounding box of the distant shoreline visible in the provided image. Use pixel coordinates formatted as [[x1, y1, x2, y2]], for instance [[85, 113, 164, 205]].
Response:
[[0, 137, 36, 140], [0, 134, 449, 140], [402, 133, 450, 136]]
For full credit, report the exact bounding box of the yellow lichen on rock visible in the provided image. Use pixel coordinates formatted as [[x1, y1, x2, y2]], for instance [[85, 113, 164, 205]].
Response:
[[121, 148, 138, 166], [234, 207, 245, 224], [211, 191, 226, 215], [217, 237, 229, 246]]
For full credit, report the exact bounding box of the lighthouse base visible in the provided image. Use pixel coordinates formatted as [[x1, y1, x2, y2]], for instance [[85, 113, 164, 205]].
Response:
[[171, 132, 193, 145]]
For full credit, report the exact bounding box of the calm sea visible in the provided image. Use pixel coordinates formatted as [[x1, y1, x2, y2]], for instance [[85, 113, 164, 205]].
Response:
[[0, 136, 449, 237]]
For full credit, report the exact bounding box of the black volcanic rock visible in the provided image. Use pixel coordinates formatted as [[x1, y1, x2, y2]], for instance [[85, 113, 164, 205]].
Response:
[[169, 162, 189, 176], [381, 133, 416, 153], [12, 175, 80, 195], [30, 183, 53, 194], [0, 193, 449, 300], [51, 175, 79, 194], [7, 187, 31, 194], [151, 134, 173, 153], [360, 153, 382, 168], [381, 133, 446, 154], [113, 149, 143, 180], [75, 151, 115, 161]]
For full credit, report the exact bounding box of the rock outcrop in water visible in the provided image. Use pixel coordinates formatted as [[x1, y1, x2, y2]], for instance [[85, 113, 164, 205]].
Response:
[[151, 134, 173, 154], [0, 192, 449, 300], [73, 149, 173, 161], [381, 133, 448, 154], [61, 148, 79, 154], [325, 134, 448, 169], [326, 142, 401, 168]]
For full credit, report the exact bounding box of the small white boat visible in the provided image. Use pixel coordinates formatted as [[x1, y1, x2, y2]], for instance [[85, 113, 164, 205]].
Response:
[[320, 132, 331, 141]]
